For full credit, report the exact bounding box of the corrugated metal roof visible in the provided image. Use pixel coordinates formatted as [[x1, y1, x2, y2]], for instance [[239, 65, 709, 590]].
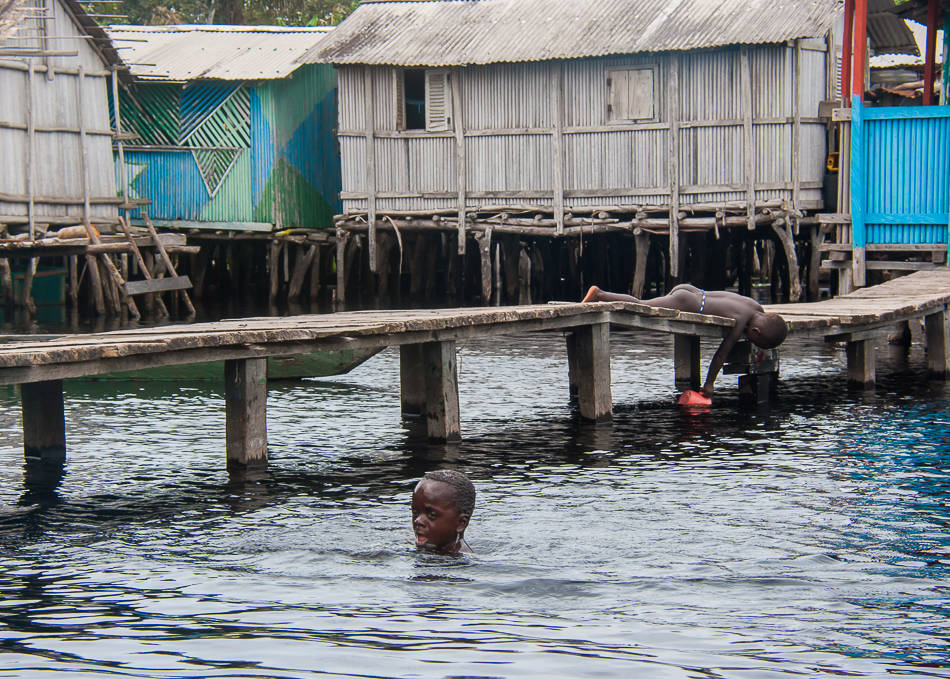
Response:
[[107, 24, 333, 81], [300, 0, 841, 67], [871, 19, 942, 67]]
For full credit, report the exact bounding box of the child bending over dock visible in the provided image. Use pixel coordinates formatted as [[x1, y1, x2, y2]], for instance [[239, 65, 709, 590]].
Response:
[[412, 470, 475, 555], [582, 284, 787, 399]]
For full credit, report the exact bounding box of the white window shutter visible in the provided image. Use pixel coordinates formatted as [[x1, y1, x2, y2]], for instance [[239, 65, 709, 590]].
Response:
[[425, 70, 451, 132], [394, 69, 405, 130]]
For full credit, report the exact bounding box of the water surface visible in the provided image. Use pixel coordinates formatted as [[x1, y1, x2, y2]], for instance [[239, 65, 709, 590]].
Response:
[[0, 330, 948, 677]]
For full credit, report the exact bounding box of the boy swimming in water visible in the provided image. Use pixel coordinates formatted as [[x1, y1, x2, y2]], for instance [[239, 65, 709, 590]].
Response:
[[411, 470, 475, 555], [582, 284, 787, 399]]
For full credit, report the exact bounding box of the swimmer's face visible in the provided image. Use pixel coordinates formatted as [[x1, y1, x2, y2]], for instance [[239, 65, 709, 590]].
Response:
[[411, 479, 469, 554]]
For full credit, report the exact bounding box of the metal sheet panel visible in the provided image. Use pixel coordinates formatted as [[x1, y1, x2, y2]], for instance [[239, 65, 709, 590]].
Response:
[[303, 0, 838, 67], [107, 25, 333, 81], [854, 104, 950, 245]]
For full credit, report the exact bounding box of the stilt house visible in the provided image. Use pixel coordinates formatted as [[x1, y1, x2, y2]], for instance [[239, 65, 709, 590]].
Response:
[[823, 0, 950, 292], [304, 0, 840, 304], [106, 25, 341, 232], [0, 0, 123, 237]]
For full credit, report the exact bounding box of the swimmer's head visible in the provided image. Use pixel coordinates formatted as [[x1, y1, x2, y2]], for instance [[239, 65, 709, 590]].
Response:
[[411, 470, 475, 555], [746, 312, 788, 349]]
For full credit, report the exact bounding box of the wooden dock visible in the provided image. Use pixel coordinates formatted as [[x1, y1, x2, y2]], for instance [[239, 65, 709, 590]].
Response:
[[2, 270, 948, 469]]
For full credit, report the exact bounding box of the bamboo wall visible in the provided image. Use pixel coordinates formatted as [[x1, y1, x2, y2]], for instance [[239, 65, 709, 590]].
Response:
[[0, 0, 118, 231], [336, 40, 830, 216]]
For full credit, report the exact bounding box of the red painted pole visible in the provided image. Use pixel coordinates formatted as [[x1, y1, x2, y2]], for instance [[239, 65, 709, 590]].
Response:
[[852, 0, 868, 100], [923, 0, 939, 105], [842, 0, 854, 103]]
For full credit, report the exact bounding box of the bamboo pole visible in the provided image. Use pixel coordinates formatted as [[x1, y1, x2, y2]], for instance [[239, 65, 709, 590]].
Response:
[[26, 60, 35, 240], [668, 53, 681, 276]]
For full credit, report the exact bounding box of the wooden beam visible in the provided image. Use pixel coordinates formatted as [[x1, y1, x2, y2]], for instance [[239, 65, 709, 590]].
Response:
[[399, 343, 425, 416], [673, 334, 701, 390], [741, 48, 756, 230], [124, 275, 192, 296], [422, 340, 460, 441], [225, 357, 268, 467], [924, 0, 939, 106], [21, 379, 65, 459], [552, 62, 565, 235], [478, 226, 493, 305], [925, 308, 949, 378], [571, 323, 612, 421], [451, 69, 467, 254], [668, 54, 681, 274], [846, 338, 875, 388], [364, 66, 378, 272]]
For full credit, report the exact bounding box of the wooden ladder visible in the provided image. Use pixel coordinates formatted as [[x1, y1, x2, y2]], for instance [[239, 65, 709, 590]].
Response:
[[117, 212, 195, 317]]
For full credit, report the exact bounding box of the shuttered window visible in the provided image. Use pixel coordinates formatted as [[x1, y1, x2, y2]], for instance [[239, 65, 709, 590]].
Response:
[[425, 70, 452, 131], [395, 68, 454, 131], [606, 67, 656, 122]]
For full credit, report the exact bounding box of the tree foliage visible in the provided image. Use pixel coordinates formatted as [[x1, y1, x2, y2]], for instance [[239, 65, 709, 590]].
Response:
[[84, 0, 358, 27]]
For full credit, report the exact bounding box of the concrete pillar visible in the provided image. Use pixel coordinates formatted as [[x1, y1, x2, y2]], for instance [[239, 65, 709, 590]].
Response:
[[925, 308, 950, 378], [673, 334, 701, 390], [399, 343, 426, 416], [21, 379, 65, 460], [846, 339, 876, 388], [570, 323, 612, 422], [422, 340, 460, 441], [225, 358, 268, 467]]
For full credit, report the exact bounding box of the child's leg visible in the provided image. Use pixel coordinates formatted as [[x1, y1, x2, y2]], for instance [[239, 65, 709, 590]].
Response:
[[582, 286, 639, 303]]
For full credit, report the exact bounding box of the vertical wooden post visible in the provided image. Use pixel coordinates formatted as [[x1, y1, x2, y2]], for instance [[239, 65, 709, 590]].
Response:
[[478, 226, 493, 304], [846, 339, 875, 388], [631, 230, 650, 297], [399, 343, 425, 416], [771, 219, 802, 302], [551, 62, 565, 235], [571, 323, 612, 422], [668, 54, 681, 276], [565, 330, 579, 399], [422, 340, 460, 441], [363, 66, 378, 272], [21, 380, 65, 459], [741, 48, 756, 231], [26, 60, 35, 240], [20, 258, 37, 315], [225, 358, 268, 467], [924, 0, 939, 106], [842, 0, 854, 103], [925, 308, 949, 378], [673, 334, 701, 390], [791, 39, 802, 210], [850, 96, 866, 288], [309, 244, 321, 302], [335, 231, 347, 306], [451, 70, 467, 255], [85, 253, 105, 315]]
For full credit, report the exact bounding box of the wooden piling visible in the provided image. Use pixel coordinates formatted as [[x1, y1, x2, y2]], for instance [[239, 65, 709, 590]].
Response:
[[673, 334, 701, 390], [422, 340, 461, 441], [846, 339, 876, 388], [631, 231, 650, 297], [225, 357, 268, 467], [21, 379, 65, 459], [19, 257, 37, 315], [0, 258, 12, 305], [309, 245, 322, 302], [569, 323, 612, 421], [478, 227, 493, 304], [925, 308, 949, 378], [399, 343, 425, 417]]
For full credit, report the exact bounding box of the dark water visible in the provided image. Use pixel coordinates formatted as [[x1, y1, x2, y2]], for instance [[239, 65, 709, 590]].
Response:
[[0, 330, 948, 678]]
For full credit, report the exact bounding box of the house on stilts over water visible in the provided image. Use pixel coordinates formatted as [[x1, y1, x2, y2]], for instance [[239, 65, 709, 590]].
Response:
[[302, 0, 841, 306], [105, 25, 342, 306], [0, 0, 170, 320], [820, 0, 950, 294]]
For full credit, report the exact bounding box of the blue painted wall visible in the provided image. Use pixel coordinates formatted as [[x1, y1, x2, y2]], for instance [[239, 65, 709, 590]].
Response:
[[850, 99, 950, 250]]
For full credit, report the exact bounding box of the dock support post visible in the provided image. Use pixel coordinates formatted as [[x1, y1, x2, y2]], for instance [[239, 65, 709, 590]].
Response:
[[21, 380, 65, 460], [225, 358, 268, 467], [399, 343, 425, 416], [739, 373, 777, 407], [846, 339, 876, 388], [569, 323, 612, 422], [565, 331, 579, 399], [673, 334, 701, 390], [925, 308, 949, 378], [422, 341, 460, 441]]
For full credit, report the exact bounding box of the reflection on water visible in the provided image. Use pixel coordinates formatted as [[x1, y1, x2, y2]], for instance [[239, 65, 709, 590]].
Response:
[[0, 332, 948, 677]]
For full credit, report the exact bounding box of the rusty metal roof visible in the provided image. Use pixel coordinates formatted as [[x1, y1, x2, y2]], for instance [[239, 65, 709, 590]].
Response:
[[301, 0, 841, 67], [107, 24, 333, 81]]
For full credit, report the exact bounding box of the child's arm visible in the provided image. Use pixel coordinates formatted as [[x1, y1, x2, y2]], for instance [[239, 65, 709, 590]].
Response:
[[701, 315, 752, 397]]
